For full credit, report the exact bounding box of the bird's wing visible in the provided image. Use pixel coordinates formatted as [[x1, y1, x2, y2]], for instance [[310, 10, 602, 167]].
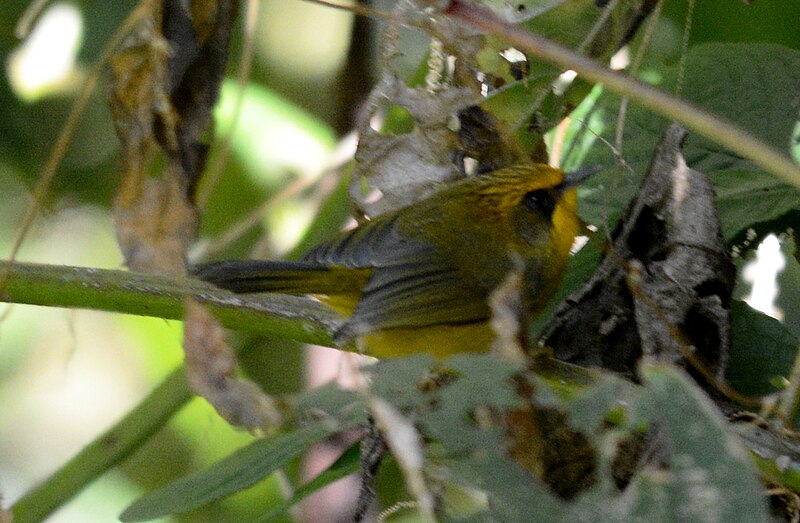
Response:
[[302, 214, 492, 340]]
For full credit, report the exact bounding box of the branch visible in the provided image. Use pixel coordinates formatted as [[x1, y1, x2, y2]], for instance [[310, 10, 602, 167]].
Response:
[[0, 261, 341, 348], [2, 260, 345, 522], [10, 369, 191, 523]]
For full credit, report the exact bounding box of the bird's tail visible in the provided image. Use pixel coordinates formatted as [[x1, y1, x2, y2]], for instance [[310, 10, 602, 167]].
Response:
[[191, 260, 370, 296]]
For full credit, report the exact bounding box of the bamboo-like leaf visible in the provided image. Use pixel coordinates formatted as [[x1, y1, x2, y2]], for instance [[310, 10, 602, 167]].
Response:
[[256, 443, 361, 523], [120, 426, 338, 522], [10, 369, 191, 523]]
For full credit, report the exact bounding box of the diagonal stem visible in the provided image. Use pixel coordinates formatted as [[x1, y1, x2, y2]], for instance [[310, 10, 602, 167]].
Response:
[[444, 0, 800, 191]]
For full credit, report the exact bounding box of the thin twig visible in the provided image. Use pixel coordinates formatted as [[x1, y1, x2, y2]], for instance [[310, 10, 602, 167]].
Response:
[[0, 0, 155, 290], [676, 0, 696, 97], [14, 0, 51, 38]]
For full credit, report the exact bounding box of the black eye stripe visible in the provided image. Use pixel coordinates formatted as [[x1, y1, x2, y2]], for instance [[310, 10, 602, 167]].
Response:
[[522, 189, 557, 218]]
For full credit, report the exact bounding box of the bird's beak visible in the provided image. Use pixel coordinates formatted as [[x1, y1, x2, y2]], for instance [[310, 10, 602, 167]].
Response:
[[561, 165, 603, 191]]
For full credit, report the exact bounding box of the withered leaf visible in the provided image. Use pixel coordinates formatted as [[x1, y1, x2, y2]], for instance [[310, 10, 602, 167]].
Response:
[[544, 123, 735, 396], [184, 299, 282, 430], [108, 1, 237, 274]]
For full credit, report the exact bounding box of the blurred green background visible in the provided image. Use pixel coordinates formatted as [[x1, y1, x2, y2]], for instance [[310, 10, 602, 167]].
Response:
[[0, 0, 799, 521]]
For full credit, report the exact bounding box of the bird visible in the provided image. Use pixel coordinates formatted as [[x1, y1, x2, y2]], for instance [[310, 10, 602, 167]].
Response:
[[192, 164, 600, 358]]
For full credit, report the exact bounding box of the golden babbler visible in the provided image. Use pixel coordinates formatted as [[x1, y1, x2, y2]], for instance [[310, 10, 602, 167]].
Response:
[[194, 164, 599, 357]]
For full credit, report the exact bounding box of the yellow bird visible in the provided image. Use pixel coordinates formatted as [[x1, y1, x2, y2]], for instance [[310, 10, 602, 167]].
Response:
[[193, 164, 599, 358]]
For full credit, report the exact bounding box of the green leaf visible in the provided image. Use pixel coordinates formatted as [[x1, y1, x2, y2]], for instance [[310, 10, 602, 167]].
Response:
[[751, 452, 800, 494], [623, 366, 769, 522], [559, 374, 632, 434], [422, 354, 525, 452], [120, 426, 336, 522], [368, 355, 523, 453], [368, 355, 439, 411], [479, 0, 651, 76], [368, 354, 557, 520], [447, 450, 570, 523], [574, 43, 800, 242], [529, 355, 599, 402], [476, 0, 656, 158], [257, 443, 361, 523], [437, 354, 526, 412], [289, 383, 367, 427], [714, 169, 800, 245], [679, 44, 800, 163], [530, 239, 603, 336], [518, 0, 648, 58], [735, 417, 800, 494], [727, 300, 799, 396]]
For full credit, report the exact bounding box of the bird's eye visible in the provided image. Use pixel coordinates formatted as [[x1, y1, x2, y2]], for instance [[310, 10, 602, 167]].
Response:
[[522, 189, 557, 218]]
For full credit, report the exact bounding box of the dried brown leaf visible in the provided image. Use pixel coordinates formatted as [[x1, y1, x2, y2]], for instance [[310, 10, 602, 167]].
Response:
[[108, 1, 237, 274], [107, 2, 270, 432], [107, 4, 186, 274], [160, 0, 239, 187], [369, 397, 436, 522], [183, 299, 282, 430], [505, 404, 596, 499], [544, 123, 735, 392], [489, 265, 528, 363], [113, 167, 198, 275]]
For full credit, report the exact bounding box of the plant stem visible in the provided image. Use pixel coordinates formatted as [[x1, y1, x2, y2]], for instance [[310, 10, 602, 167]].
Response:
[[0, 260, 346, 522], [0, 261, 340, 347], [10, 369, 191, 523]]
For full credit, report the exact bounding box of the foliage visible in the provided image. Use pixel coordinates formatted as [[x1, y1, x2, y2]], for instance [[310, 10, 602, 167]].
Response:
[[1, 1, 800, 522]]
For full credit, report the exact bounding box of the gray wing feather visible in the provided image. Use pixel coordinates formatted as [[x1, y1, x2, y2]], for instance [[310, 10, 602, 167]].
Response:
[[302, 214, 491, 340]]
